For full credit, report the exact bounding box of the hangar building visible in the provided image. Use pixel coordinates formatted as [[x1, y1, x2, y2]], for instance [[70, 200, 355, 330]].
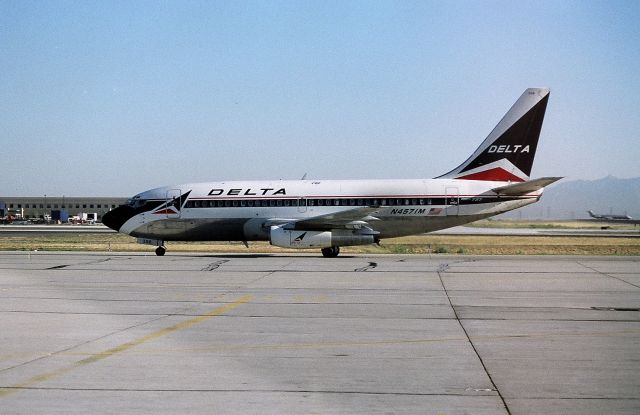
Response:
[[0, 197, 127, 222]]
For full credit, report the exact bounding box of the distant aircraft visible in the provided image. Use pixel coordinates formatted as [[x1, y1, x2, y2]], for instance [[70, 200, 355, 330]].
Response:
[[587, 210, 633, 221], [103, 88, 560, 257]]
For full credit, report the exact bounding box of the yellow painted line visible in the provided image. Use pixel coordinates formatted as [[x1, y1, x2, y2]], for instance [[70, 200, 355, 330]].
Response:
[[0, 295, 252, 398]]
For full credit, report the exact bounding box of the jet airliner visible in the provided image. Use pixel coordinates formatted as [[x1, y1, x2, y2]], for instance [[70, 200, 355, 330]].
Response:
[[587, 210, 633, 221], [103, 88, 561, 257]]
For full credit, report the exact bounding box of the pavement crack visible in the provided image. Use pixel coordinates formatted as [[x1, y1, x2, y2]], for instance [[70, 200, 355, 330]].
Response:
[[577, 261, 640, 289], [45, 258, 110, 270], [437, 268, 512, 415], [46, 264, 69, 270], [201, 260, 229, 271], [0, 313, 170, 376], [355, 262, 378, 272], [0, 386, 496, 397]]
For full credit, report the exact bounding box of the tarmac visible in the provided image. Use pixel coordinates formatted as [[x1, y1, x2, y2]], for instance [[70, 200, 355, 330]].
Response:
[[0, 252, 638, 414]]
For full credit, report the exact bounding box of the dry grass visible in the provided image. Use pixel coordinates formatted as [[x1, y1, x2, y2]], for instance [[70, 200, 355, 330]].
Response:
[[370, 234, 640, 256], [1, 232, 638, 256]]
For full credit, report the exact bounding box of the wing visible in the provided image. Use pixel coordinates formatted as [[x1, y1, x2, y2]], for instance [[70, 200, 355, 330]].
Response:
[[492, 176, 562, 196], [267, 207, 381, 231]]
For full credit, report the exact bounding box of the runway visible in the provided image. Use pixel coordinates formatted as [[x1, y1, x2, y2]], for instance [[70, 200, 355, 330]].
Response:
[[0, 253, 638, 414]]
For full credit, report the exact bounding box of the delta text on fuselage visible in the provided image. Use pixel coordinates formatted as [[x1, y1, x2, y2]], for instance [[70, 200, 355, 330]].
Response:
[[208, 188, 287, 196]]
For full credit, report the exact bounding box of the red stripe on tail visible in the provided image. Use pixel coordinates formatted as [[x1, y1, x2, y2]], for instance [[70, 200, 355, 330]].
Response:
[[456, 167, 525, 182]]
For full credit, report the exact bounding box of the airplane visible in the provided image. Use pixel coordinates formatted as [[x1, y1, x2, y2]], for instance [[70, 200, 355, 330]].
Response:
[[587, 210, 633, 221], [103, 88, 561, 257]]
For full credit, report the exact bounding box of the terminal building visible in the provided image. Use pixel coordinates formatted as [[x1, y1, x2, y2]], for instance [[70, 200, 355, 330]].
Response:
[[0, 197, 127, 222]]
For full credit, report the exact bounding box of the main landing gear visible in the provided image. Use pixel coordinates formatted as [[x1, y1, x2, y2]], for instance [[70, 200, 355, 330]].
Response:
[[321, 246, 340, 258], [155, 246, 166, 256]]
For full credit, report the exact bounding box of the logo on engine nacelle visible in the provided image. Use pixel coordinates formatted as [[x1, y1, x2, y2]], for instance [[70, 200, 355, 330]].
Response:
[[294, 232, 307, 242]]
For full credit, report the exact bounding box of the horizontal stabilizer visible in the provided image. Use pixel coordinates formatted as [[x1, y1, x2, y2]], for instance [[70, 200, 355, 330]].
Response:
[[492, 177, 562, 196]]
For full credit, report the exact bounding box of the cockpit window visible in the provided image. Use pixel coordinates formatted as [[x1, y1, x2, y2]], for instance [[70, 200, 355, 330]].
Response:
[[127, 198, 147, 208], [125, 197, 165, 212], [127, 195, 141, 207]]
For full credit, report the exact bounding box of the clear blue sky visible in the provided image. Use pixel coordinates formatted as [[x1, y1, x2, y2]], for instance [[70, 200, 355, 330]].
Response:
[[2, 1, 639, 196]]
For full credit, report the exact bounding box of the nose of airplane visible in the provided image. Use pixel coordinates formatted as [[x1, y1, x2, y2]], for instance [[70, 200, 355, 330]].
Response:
[[102, 205, 137, 232]]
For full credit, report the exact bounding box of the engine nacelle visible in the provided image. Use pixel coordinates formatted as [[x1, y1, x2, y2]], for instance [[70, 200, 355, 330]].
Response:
[[270, 226, 375, 248]]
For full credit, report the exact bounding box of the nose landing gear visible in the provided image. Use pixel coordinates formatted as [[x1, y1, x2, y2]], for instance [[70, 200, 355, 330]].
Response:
[[155, 246, 166, 256]]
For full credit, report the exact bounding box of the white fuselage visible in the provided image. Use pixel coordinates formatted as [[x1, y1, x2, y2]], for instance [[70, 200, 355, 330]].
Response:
[[117, 178, 540, 242]]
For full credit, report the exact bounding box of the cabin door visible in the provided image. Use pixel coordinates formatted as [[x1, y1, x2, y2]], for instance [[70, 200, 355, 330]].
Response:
[[297, 197, 307, 213], [445, 187, 459, 216], [165, 189, 182, 219]]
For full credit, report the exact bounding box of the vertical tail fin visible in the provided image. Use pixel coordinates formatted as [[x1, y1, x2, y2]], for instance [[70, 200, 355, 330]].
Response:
[[437, 88, 550, 182]]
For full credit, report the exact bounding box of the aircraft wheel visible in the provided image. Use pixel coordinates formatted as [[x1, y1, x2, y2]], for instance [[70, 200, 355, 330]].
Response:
[[321, 246, 340, 258], [155, 246, 166, 256]]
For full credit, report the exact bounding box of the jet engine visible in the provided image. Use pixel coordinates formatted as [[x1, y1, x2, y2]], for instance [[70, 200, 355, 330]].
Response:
[[270, 226, 376, 248]]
